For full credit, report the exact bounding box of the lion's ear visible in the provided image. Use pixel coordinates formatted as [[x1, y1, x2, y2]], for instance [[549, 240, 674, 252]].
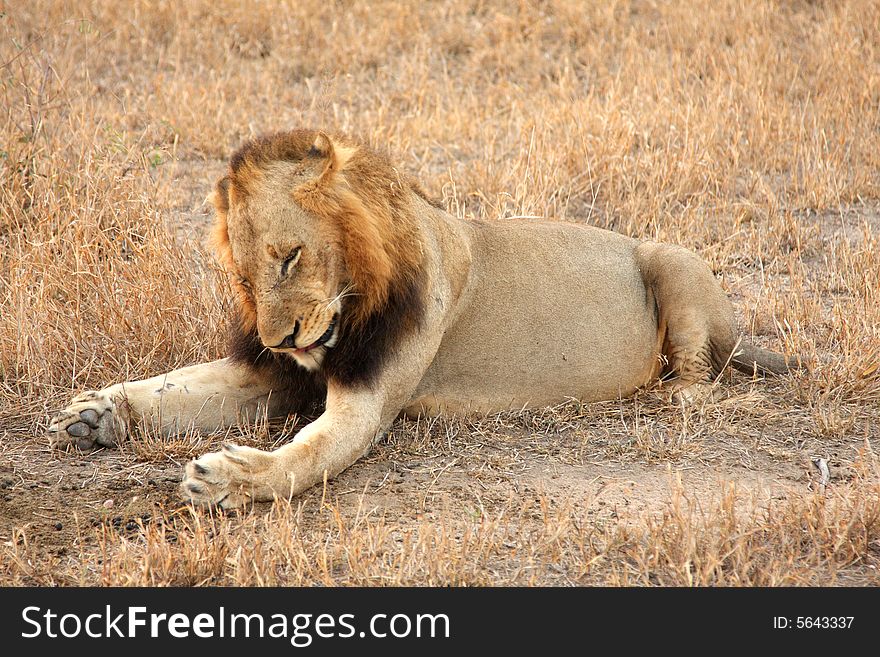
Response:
[[209, 175, 231, 213], [306, 132, 357, 182], [294, 132, 358, 205], [308, 132, 333, 160], [210, 175, 235, 273]]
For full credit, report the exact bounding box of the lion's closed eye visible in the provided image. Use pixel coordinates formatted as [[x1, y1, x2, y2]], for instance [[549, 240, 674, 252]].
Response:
[[281, 247, 302, 277]]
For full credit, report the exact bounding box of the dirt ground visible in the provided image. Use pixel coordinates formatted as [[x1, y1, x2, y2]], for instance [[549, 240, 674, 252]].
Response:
[[1, 369, 876, 585], [0, 383, 839, 560]]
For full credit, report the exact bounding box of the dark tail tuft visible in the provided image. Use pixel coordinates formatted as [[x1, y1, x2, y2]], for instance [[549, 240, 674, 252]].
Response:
[[729, 341, 806, 376]]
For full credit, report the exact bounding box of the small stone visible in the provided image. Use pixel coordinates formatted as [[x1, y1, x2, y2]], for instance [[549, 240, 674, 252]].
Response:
[[102, 499, 114, 509], [54, 522, 63, 530]]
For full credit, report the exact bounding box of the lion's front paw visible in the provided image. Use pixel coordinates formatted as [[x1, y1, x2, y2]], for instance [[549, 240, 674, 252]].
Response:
[[48, 390, 127, 452], [181, 444, 276, 509]]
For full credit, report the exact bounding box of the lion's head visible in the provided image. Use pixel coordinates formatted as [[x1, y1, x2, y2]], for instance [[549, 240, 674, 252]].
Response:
[[210, 129, 429, 380]]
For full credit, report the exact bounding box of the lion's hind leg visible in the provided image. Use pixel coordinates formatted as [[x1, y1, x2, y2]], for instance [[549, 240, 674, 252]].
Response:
[[635, 242, 738, 405]]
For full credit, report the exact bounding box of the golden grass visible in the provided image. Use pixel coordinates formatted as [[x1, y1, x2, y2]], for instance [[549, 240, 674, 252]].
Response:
[[1, 0, 879, 585]]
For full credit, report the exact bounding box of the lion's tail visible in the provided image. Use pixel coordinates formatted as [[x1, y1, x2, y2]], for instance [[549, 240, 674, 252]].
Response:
[[728, 341, 806, 376]]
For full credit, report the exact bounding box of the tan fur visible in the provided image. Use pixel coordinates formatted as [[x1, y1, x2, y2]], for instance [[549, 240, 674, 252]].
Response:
[[48, 129, 798, 509]]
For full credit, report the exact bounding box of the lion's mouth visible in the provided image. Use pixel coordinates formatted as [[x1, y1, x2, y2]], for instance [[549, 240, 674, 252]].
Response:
[[295, 317, 337, 353]]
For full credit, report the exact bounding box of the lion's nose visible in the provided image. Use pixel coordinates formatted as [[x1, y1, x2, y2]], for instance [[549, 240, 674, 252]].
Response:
[[275, 321, 300, 350]]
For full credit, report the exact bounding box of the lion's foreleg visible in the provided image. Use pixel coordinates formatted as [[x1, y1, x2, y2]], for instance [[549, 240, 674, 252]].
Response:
[[48, 358, 276, 450], [179, 292, 449, 508], [180, 384, 382, 507]]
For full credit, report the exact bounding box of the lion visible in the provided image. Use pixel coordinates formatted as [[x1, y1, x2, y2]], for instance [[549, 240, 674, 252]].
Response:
[[47, 129, 799, 508]]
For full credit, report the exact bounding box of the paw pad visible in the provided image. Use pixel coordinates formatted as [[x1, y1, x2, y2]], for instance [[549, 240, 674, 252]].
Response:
[[65, 422, 91, 438]]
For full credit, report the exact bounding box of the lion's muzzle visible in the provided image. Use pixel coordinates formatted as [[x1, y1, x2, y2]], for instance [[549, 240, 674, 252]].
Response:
[[267, 315, 338, 354], [268, 320, 300, 350]]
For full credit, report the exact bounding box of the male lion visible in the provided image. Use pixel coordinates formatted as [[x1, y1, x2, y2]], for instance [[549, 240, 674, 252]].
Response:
[[48, 129, 797, 508]]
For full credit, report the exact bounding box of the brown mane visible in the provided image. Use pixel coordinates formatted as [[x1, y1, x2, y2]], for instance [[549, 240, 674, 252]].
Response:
[[211, 129, 432, 388]]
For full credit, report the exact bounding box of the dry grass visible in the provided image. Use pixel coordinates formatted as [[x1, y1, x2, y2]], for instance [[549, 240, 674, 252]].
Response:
[[3, 458, 878, 586], [1, 0, 879, 585]]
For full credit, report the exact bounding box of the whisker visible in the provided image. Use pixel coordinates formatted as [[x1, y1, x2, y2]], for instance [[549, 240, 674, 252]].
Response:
[[254, 346, 271, 364], [322, 284, 360, 311]]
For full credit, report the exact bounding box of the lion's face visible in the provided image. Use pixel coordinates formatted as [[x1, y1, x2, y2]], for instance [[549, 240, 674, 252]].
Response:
[[212, 130, 426, 377], [221, 163, 346, 371]]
